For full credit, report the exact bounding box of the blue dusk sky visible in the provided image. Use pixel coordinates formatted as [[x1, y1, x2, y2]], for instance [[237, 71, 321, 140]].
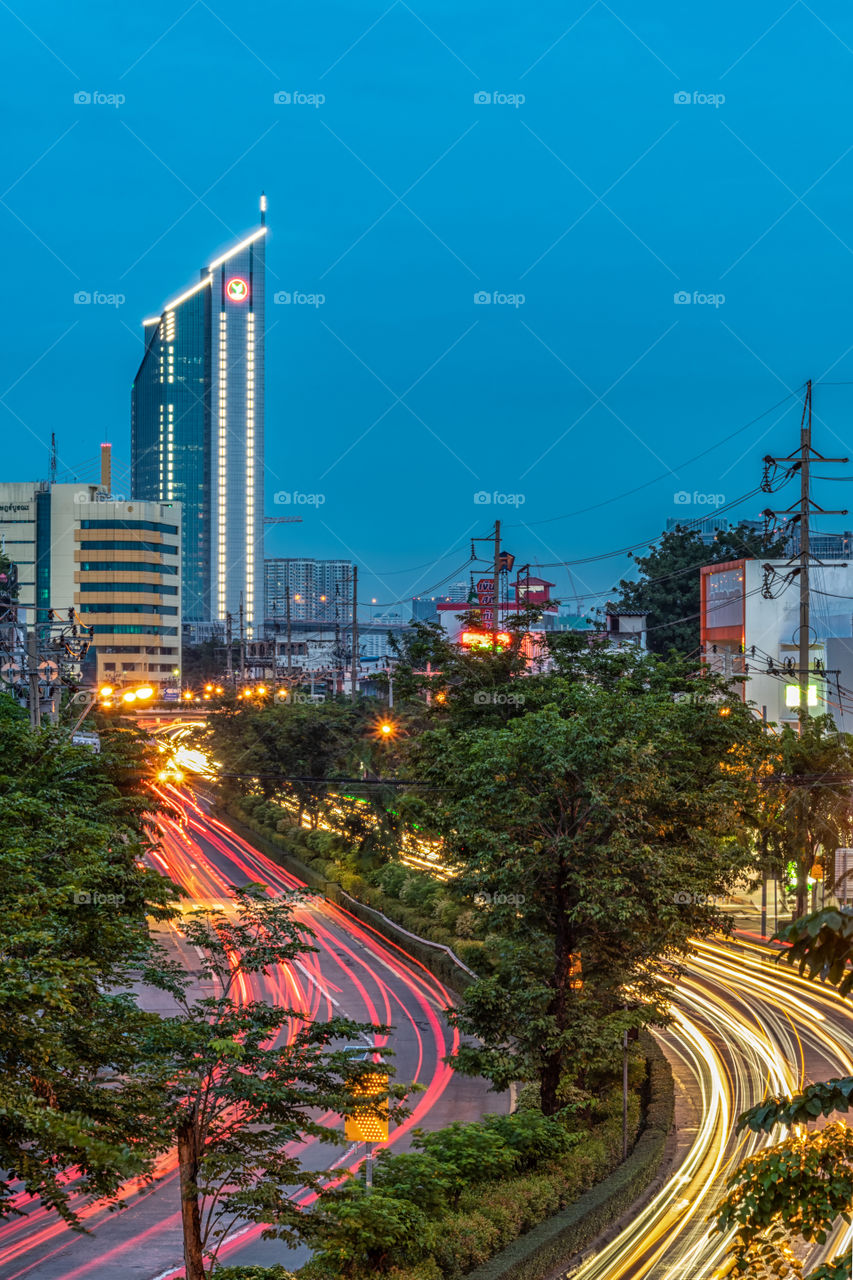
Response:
[[3, 1, 853, 613]]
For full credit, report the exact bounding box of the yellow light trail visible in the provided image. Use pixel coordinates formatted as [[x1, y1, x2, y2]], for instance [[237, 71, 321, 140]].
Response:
[[573, 937, 853, 1280]]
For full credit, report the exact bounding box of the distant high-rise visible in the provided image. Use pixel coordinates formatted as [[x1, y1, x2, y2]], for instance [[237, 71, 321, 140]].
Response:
[[131, 202, 266, 634], [264, 558, 352, 624]]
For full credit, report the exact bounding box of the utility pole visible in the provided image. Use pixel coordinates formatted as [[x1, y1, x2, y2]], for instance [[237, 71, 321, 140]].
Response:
[[286, 581, 292, 679], [763, 380, 848, 733], [239, 594, 246, 686], [226, 612, 233, 685], [27, 630, 40, 730], [492, 520, 501, 647], [798, 384, 812, 724], [351, 565, 359, 702]]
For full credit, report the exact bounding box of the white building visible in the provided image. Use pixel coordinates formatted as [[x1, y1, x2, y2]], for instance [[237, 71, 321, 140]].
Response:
[[701, 557, 853, 729]]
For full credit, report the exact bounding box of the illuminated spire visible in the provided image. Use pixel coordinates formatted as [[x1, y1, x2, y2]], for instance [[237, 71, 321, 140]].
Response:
[[260, 191, 267, 227]]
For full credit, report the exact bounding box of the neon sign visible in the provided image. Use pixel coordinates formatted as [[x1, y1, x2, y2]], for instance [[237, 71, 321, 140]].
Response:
[[225, 277, 249, 303], [461, 631, 512, 649]]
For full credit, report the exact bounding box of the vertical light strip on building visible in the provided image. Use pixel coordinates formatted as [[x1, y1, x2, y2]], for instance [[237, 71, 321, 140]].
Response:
[[218, 308, 227, 618], [167, 405, 174, 501], [245, 311, 255, 631], [158, 404, 165, 501]]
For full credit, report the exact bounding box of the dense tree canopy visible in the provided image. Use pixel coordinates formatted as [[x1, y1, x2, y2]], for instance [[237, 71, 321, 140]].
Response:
[[613, 521, 786, 656], [0, 700, 178, 1220], [399, 640, 769, 1112]]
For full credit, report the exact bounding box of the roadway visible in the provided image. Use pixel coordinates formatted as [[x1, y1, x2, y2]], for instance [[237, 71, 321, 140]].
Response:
[[0, 786, 504, 1280], [6, 776, 853, 1279]]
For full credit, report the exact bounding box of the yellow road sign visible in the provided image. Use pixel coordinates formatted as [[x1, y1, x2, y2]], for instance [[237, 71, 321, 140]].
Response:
[[345, 1069, 389, 1143]]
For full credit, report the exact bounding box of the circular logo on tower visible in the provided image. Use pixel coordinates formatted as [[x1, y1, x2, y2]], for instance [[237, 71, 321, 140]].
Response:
[[225, 276, 249, 303]]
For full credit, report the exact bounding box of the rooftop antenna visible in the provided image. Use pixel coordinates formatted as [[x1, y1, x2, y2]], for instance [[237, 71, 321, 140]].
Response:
[[260, 191, 267, 227], [49, 433, 57, 485]]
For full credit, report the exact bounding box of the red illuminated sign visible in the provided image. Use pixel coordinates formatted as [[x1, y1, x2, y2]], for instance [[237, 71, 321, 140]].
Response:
[[461, 631, 512, 648], [225, 276, 249, 303]]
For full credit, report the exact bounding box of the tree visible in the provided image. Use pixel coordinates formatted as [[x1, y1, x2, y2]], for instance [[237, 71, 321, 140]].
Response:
[[136, 884, 395, 1280], [614, 521, 786, 656], [761, 717, 853, 917], [404, 643, 768, 1113], [0, 699, 178, 1223], [718, 907, 853, 1280]]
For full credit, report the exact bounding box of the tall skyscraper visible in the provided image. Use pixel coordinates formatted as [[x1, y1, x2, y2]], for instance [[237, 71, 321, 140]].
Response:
[[131, 200, 266, 634]]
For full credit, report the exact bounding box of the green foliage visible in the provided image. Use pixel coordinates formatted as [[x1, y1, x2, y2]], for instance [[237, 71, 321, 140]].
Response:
[[717, 1123, 853, 1274], [404, 645, 766, 1110], [613, 520, 786, 656], [0, 702, 180, 1223], [739, 1078, 853, 1134], [763, 721, 853, 916], [302, 1185, 436, 1275], [776, 905, 853, 996], [213, 1269, 297, 1280], [720, 904, 853, 1277], [135, 885, 392, 1272]]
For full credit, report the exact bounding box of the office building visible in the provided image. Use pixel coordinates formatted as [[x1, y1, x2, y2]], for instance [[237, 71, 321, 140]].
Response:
[[131, 202, 266, 634], [0, 480, 181, 689], [264, 557, 352, 624]]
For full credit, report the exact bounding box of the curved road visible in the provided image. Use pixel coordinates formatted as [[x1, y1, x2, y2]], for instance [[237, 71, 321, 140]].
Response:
[[573, 935, 853, 1280], [5, 778, 853, 1278], [0, 785, 504, 1280]]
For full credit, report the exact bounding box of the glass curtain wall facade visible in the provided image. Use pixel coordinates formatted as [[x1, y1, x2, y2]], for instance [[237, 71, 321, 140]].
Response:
[[131, 219, 265, 635]]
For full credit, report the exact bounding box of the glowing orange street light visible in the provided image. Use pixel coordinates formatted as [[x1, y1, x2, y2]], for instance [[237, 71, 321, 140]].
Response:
[[183, 691, 193, 701], [204, 683, 213, 692], [135, 686, 154, 700], [122, 690, 137, 704], [256, 685, 267, 695], [99, 684, 113, 699]]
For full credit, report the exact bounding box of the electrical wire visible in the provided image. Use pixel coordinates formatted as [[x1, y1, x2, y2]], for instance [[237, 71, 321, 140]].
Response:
[[505, 390, 802, 529]]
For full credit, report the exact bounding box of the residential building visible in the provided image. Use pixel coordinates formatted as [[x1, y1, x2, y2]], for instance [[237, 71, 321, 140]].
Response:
[[0, 481, 181, 690], [131, 203, 266, 634], [264, 557, 352, 624]]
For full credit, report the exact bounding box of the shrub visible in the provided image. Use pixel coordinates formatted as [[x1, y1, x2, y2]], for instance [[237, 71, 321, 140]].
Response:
[[307, 1185, 435, 1275], [413, 1122, 519, 1202], [480, 1111, 580, 1170], [454, 909, 478, 938], [213, 1269, 296, 1280], [430, 1209, 503, 1278], [374, 1151, 455, 1214], [375, 863, 408, 898]]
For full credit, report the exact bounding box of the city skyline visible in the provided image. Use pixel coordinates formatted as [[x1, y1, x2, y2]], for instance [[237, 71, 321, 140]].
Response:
[[6, 4, 853, 612]]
